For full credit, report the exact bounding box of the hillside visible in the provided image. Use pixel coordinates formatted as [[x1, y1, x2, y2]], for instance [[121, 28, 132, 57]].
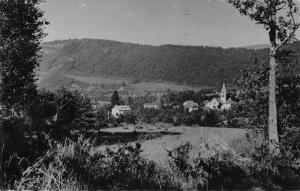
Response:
[[242, 44, 269, 50], [40, 39, 300, 89]]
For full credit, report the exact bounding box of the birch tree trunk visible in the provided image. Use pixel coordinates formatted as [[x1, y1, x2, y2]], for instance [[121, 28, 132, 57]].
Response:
[[268, 9, 280, 154], [268, 47, 280, 154]]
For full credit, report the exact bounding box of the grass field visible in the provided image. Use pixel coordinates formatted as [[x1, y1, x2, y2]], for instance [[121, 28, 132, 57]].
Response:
[[100, 124, 247, 166], [64, 74, 130, 85], [63, 73, 203, 92], [141, 126, 247, 166], [131, 82, 202, 92]]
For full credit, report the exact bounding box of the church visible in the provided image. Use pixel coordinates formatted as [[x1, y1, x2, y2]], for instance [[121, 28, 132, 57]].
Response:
[[204, 83, 235, 110]]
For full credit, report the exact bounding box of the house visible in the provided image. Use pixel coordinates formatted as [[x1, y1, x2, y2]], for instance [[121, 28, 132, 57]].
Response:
[[205, 83, 235, 110], [183, 100, 199, 112], [144, 99, 160, 109], [111, 105, 131, 118], [204, 98, 222, 110]]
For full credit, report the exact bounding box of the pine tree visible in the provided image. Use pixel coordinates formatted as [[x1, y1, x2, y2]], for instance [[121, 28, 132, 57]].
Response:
[[111, 90, 120, 106], [128, 96, 134, 106]]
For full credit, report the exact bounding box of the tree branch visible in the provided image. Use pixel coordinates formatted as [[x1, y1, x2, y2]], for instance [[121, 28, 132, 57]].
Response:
[[276, 4, 300, 50]]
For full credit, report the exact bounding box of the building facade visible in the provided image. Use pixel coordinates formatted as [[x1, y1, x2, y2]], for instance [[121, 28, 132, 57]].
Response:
[[111, 105, 131, 118]]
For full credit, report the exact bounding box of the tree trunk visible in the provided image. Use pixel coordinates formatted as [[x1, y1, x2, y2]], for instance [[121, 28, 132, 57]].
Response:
[[268, 47, 280, 155]]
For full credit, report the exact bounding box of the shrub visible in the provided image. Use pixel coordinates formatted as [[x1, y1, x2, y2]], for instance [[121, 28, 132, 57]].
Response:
[[201, 110, 221, 127], [0, 115, 49, 188], [122, 112, 137, 124], [16, 137, 179, 190], [168, 139, 300, 190]]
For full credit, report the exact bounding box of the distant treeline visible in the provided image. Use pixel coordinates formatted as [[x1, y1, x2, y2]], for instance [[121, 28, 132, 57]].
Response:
[[41, 39, 300, 87]]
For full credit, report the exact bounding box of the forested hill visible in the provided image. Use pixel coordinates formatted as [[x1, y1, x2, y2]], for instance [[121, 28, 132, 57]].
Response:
[[41, 39, 299, 87]]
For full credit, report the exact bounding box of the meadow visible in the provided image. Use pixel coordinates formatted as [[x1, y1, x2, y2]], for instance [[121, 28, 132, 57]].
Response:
[[56, 73, 204, 93], [99, 124, 247, 166]]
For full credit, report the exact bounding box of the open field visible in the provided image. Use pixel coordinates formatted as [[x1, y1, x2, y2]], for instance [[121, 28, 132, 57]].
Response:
[[100, 124, 247, 166], [131, 82, 203, 92], [63, 73, 204, 92], [64, 73, 130, 85]]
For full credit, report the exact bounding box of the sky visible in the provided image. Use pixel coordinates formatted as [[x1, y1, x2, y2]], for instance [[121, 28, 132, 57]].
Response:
[[40, 0, 300, 48]]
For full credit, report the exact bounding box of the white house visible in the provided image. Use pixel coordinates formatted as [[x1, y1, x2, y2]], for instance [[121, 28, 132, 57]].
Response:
[[183, 100, 199, 112], [204, 98, 223, 110], [111, 105, 131, 118], [205, 83, 235, 110]]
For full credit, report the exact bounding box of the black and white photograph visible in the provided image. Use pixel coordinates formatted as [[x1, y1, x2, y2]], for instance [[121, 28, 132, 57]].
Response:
[[1, 0, 300, 190]]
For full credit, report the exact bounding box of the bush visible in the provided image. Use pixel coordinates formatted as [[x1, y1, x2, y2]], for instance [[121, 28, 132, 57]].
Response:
[[137, 108, 161, 124], [168, 139, 300, 190], [0, 88, 96, 188], [201, 110, 221, 127], [16, 137, 179, 190], [0, 115, 50, 188], [122, 112, 137, 124]]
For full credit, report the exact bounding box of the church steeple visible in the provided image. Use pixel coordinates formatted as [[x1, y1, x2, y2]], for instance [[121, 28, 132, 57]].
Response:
[[220, 83, 226, 103]]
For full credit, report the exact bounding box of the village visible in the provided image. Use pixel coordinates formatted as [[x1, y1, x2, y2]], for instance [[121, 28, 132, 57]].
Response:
[[90, 83, 237, 125]]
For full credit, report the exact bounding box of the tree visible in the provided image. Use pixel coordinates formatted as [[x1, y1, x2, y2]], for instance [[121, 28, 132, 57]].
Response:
[[128, 96, 134, 106], [236, 55, 300, 156], [228, 0, 300, 154], [111, 90, 120, 106], [0, 0, 48, 114], [0, 0, 48, 186]]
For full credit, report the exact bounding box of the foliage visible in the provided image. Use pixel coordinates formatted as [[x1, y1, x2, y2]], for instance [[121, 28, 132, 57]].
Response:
[[137, 108, 162, 124], [0, 115, 49, 188], [17, 153, 82, 191], [40, 39, 281, 88], [122, 112, 137, 124], [137, 105, 223, 127], [115, 112, 137, 124], [0, 88, 95, 188], [111, 90, 120, 106], [229, 0, 300, 153], [17, 137, 179, 190], [235, 56, 300, 154], [228, 0, 300, 47], [29, 88, 95, 139], [95, 107, 109, 128], [0, 0, 48, 112], [127, 96, 134, 106], [0, 0, 49, 187], [168, 140, 300, 190], [201, 110, 222, 127]]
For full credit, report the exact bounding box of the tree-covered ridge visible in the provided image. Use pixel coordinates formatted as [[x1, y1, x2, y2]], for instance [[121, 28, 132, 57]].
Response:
[[41, 39, 281, 87]]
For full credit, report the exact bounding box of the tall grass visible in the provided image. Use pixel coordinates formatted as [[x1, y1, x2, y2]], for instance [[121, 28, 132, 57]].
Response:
[[16, 136, 180, 190], [15, 134, 300, 190], [167, 135, 300, 190]]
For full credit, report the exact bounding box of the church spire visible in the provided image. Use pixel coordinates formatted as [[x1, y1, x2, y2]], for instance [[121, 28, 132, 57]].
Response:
[[221, 83, 226, 103]]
